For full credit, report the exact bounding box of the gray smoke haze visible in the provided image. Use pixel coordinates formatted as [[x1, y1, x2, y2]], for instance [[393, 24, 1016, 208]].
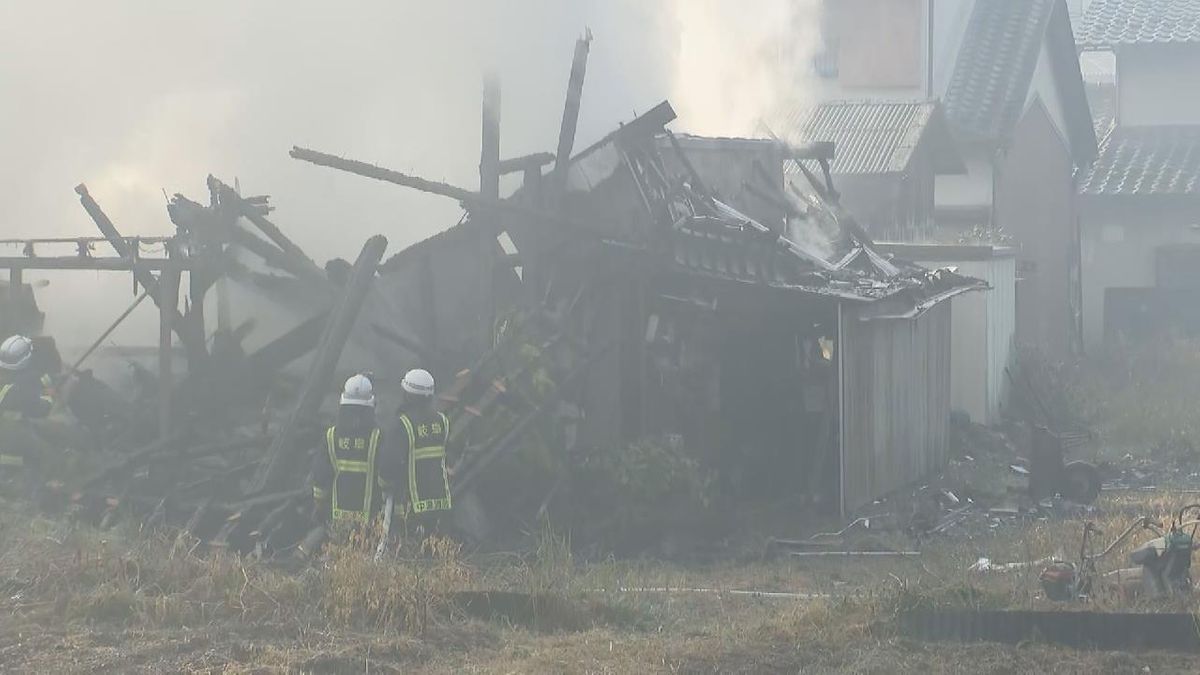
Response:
[[0, 1, 821, 349]]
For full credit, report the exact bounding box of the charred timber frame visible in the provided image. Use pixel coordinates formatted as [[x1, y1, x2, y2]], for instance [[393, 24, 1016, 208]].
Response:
[[255, 234, 388, 493], [75, 184, 209, 368]]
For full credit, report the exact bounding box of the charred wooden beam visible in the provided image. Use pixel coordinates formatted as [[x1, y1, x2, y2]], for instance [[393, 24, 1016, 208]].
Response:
[[497, 152, 554, 176], [75, 184, 208, 362], [256, 235, 388, 493], [291, 146, 480, 203], [479, 75, 502, 345], [207, 176, 325, 282], [480, 75, 501, 200], [171, 192, 326, 287], [158, 264, 179, 440], [289, 146, 603, 233], [551, 30, 593, 197], [0, 256, 210, 271]]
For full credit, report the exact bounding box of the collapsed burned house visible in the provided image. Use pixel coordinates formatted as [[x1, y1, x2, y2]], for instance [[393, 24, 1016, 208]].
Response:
[[298, 99, 985, 517], [0, 38, 983, 552]]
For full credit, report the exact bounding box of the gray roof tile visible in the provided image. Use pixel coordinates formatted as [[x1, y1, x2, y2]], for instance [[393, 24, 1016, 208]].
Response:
[[1078, 125, 1200, 196], [1079, 0, 1200, 47], [944, 0, 1057, 142]]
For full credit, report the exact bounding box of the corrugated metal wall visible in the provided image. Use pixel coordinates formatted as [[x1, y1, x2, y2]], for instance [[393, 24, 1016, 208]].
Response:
[[983, 256, 1016, 425], [840, 302, 952, 513]]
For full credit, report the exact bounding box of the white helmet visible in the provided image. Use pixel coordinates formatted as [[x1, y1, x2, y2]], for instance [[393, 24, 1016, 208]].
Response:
[[340, 374, 375, 407], [0, 335, 33, 372], [401, 368, 435, 396]]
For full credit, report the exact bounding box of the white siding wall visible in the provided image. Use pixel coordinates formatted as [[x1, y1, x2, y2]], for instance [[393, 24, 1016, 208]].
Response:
[[1118, 48, 1200, 126], [1080, 203, 1200, 348], [917, 255, 1016, 425], [935, 153, 993, 209]]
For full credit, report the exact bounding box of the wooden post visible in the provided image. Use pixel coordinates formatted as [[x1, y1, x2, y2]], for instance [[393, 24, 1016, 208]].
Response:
[[480, 75, 501, 201], [419, 253, 439, 369], [9, 268, 21, 301], [255, 235, 388, 493], [215, 277, 231, 333], [550, 31, 593, 199], [158, 263, 180, 440], [480, 74, 501, 350]]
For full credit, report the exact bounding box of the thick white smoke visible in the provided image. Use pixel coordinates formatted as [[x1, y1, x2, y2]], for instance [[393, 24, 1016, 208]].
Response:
[[0, 1, 823, 348], [669, 0, 823, 137]]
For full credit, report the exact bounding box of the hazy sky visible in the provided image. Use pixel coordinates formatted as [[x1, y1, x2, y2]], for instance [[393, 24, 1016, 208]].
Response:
[[0, 1, 818, 345]]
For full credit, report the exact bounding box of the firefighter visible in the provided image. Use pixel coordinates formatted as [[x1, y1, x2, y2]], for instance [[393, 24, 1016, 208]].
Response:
[[380, 368, 452, 539], [310, 374, 385, 524], [0, 335, 52, 498]]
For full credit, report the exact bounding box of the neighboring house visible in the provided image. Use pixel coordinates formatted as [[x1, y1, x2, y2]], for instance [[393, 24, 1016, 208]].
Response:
[[1076, 0, 1200, 348], [788, 100, 964, 242], [812, 0, 1097, 358], [937, 0, 1098, 359], [804, 0, 1095, 422]]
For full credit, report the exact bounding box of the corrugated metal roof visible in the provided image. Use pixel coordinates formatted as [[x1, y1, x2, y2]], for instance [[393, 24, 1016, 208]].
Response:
[[1079, 124, 1200, 196], [785, 101, 950, 176], [1078, 0, 1200, 47]]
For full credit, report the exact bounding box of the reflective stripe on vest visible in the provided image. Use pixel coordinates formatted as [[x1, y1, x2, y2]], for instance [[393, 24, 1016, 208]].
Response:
[[0, 384, 18, 422], [0, 385, 28, 467], [400, 412, 451, 514], [325, 426, 381, 522]]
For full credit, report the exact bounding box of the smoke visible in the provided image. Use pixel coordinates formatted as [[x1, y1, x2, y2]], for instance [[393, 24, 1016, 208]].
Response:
[[0, 1, 822, 349], [668, 0, 823, 137]]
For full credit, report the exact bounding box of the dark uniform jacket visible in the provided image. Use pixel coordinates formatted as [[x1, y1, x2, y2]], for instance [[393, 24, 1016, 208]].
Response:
[[379, 404, 451, 515], [310, 406, 384, 522], [0, 373, 52, 419], [0, 372, 52, 470]]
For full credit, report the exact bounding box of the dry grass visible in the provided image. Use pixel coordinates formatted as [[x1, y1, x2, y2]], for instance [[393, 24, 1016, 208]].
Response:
[[6, 491, 1200, 672], [323, 525, 471, 633]]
